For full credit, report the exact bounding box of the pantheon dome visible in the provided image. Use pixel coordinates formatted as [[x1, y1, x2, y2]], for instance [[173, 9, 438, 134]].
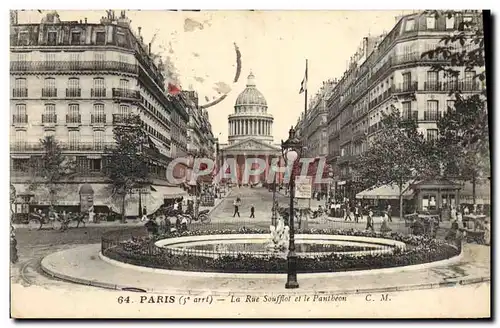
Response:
[[228, 72, 274, 145]]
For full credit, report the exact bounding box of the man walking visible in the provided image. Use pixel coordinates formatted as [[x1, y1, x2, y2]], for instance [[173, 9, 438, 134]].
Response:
[[366, 209, 375, 231], [387, 204, 392, 222], [250, 204, 255, 218], [233, 198, 240, 218]]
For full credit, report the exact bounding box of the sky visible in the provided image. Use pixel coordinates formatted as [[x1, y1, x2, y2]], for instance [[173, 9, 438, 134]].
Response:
[[18, 10, 415, 143]]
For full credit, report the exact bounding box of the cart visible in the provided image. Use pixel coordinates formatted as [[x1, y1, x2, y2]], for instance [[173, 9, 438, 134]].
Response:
[[408, 213, 440, 237], [462, 214, 488, 244]]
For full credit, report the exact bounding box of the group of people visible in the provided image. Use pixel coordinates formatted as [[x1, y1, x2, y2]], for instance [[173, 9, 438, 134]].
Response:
[[232, 196, 256, 218]]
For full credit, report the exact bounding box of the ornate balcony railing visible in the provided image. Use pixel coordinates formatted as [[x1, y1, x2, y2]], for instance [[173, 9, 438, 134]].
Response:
[[112, 88, 140, 100], [12, 88, 28, 98], [41, 88, 57, 98], [402, 110, 418, 121], [393, 82, 418, 94], [41, 114, 57, 123], [91, 88, 107, 98], [10, 61, 138, 74], [66, 114, 81, 124], [423, 111, 442, 121], [10, 141, 116, 151], [12, 114, 28, 124], [91, 114, 106, 124], [66, 88, 81, 98]]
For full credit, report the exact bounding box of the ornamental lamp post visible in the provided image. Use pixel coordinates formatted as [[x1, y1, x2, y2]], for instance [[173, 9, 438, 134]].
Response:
[[281, 126, 302, 289], [271, 167, 278, 227], [326, 169, 334, 208]]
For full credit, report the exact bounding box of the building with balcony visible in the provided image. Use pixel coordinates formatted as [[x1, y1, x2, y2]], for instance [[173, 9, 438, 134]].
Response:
[[302, 11, 486, 202], [10, 10, 190, 215]]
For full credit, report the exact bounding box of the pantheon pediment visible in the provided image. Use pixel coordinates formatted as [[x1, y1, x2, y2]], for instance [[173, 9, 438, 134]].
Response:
[[222, 137, 280, 152]]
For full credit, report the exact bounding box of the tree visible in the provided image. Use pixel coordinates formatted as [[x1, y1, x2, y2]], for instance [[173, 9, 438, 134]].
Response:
[[352, 108, 438, 219], [105, 114, 149, 223], [421, 10, 490, 204], [437, 95, 490, 203], [28, 136, 76, 207]]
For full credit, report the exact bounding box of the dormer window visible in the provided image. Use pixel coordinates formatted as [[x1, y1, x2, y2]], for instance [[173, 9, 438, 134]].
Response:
[[426, 16, 436, 29], [71, 31, 81, 45], [405, 19, 415, 32], [47, 31, 57, 45]]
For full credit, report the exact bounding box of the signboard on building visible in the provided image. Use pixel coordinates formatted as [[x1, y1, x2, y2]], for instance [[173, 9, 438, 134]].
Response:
[[295, 176, 312, 199]]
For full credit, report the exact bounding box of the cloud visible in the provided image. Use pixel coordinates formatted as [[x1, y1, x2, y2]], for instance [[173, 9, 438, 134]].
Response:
[[184, 18, 204, 32], [194, 76, 205, 83], [192, 52, 200, 57]]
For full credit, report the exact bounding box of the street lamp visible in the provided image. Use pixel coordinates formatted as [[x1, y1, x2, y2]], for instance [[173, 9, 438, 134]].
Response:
[[326, 169, 334, 208], [271, 168, 278, 227], [281, 126, 302, 289]]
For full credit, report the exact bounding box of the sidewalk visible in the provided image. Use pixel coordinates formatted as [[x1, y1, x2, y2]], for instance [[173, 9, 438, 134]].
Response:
[[13, 189, 233, 229]]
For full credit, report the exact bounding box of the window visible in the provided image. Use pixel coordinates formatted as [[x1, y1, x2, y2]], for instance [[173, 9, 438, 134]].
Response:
[[92, 104, 105, 123], [18, 31, 29, 45], [446, 100, 455, 112], [68, 130, 80, 149], [15, 103, 26, 117], [117, 32, 126, 46], [15, 130, 26, 147], [96, 31, 106, 45], [427, 129, 438, 141], [118, 54, 127, 64], [90, 159, 102, 172], [69, 52, 81, 70], [426, 16, 436, 29], [426, 100, 439, 120], [119, 104, 129, 116], [119, 79, 129, 90], [405, 19, 415, 31], [446, 16, 455, 29], [92, 78, 105, 97], [463, 16, 473, 30], [43, 77, 56, 97], [12, 158, 29, 171], [43, 104, 56, 123], [426, 71, 439, 90], [93, 130, 104, 150], [47, 31, 57, 45], [68, 104, 80, 122], [68, 78, 79, 89], [402, 72, 411, 89], [71, 31, 81, 45], [402, 101, 412, 119]]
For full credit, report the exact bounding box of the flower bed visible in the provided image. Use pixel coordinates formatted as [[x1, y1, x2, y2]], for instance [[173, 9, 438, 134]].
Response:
[[103, 228, 461, 274]]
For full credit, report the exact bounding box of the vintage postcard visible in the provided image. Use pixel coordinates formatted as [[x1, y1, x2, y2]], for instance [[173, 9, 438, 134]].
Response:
[[9, 9, 491, 318]]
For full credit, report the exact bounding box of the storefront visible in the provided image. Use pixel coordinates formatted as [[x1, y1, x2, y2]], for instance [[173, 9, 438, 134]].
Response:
[[412, 179, 461, 213]]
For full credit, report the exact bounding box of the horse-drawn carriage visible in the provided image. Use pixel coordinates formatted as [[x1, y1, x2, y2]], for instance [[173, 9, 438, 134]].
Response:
[[405, 212, 440, 237], [27, 210, 88, 231]]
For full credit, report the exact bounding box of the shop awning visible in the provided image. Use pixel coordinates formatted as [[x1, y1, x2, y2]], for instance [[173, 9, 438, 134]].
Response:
[[149, 137, 170, 157], [356, 182, 413, 200], [15, 183, 81, 205], [152, 185, 188, 199], [92, 184, 114, 206], [109, 192, 163, 217]]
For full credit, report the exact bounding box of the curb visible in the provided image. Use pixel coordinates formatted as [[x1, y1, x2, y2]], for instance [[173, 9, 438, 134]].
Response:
[[208, 188, 234, 216], [39, 242, 488, 296], [42, 251, 490, 296]]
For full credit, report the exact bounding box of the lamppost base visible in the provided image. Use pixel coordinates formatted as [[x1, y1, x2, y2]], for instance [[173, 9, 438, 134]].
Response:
[[285, 279, 299, 289]]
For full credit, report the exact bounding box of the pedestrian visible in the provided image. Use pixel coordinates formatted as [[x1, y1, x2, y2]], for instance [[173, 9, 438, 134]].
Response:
[[380, 211, 391, 233], [354, 205, 360, 223], [464, 205, 470, 216], [88, 205, 95, 223], [141, 206, 148, 222], [343, 204, 351, 221], [250, 204, 255, 218], [233, 199, 240, 218], [387, 204, 392, 222], [366, 210, 375, 231]]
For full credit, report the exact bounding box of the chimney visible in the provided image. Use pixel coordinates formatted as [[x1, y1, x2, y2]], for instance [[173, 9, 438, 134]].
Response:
[[85, 18, 87, 24], [138, 26, 141, 36], [148, 43, 151, 55]]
